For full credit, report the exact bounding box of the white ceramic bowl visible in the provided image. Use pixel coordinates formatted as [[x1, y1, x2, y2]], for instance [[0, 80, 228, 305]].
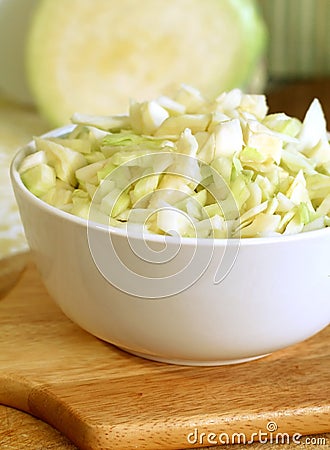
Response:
[[10, 126, 330, 366]]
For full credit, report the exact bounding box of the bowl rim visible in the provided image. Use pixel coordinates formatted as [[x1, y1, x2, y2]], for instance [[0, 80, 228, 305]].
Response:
[[10, 124, 330, 248]]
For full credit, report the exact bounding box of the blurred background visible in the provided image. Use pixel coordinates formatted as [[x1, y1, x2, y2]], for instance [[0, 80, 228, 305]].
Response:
[[260, 0, 330, 85], [1, 1, 330, 129], [0, 0, 330, 273], [259, 0, 330, 122]]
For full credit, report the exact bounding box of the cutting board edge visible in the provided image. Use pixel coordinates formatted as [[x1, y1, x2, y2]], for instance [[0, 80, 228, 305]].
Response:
[[3, 380, 328, 450], [0, 373, 41, 413]]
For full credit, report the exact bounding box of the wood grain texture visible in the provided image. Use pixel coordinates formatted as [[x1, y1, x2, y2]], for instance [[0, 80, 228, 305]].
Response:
[[0, 263, 329, 450], [0, 252, 29, 300], [0, 405, 329, 450], [0, 405, 77, 450]]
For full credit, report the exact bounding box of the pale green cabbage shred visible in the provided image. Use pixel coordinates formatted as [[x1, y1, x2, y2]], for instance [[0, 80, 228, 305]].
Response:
[[20, 84, 330, 238]]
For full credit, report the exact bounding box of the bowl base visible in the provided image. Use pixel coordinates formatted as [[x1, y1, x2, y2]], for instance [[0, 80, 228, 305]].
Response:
[[119, 347, 270, 366]]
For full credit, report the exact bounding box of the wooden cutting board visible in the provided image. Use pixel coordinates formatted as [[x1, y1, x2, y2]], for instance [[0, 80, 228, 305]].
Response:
[[0, 263, 329, 450]]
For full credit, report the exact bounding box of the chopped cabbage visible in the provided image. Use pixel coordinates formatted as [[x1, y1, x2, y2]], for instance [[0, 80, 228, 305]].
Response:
[[19, 85, 330, 238]]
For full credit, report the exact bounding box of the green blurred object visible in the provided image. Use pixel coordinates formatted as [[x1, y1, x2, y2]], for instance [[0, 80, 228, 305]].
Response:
[[260, 0, 330, 82], [25, 0, 267, 127]]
